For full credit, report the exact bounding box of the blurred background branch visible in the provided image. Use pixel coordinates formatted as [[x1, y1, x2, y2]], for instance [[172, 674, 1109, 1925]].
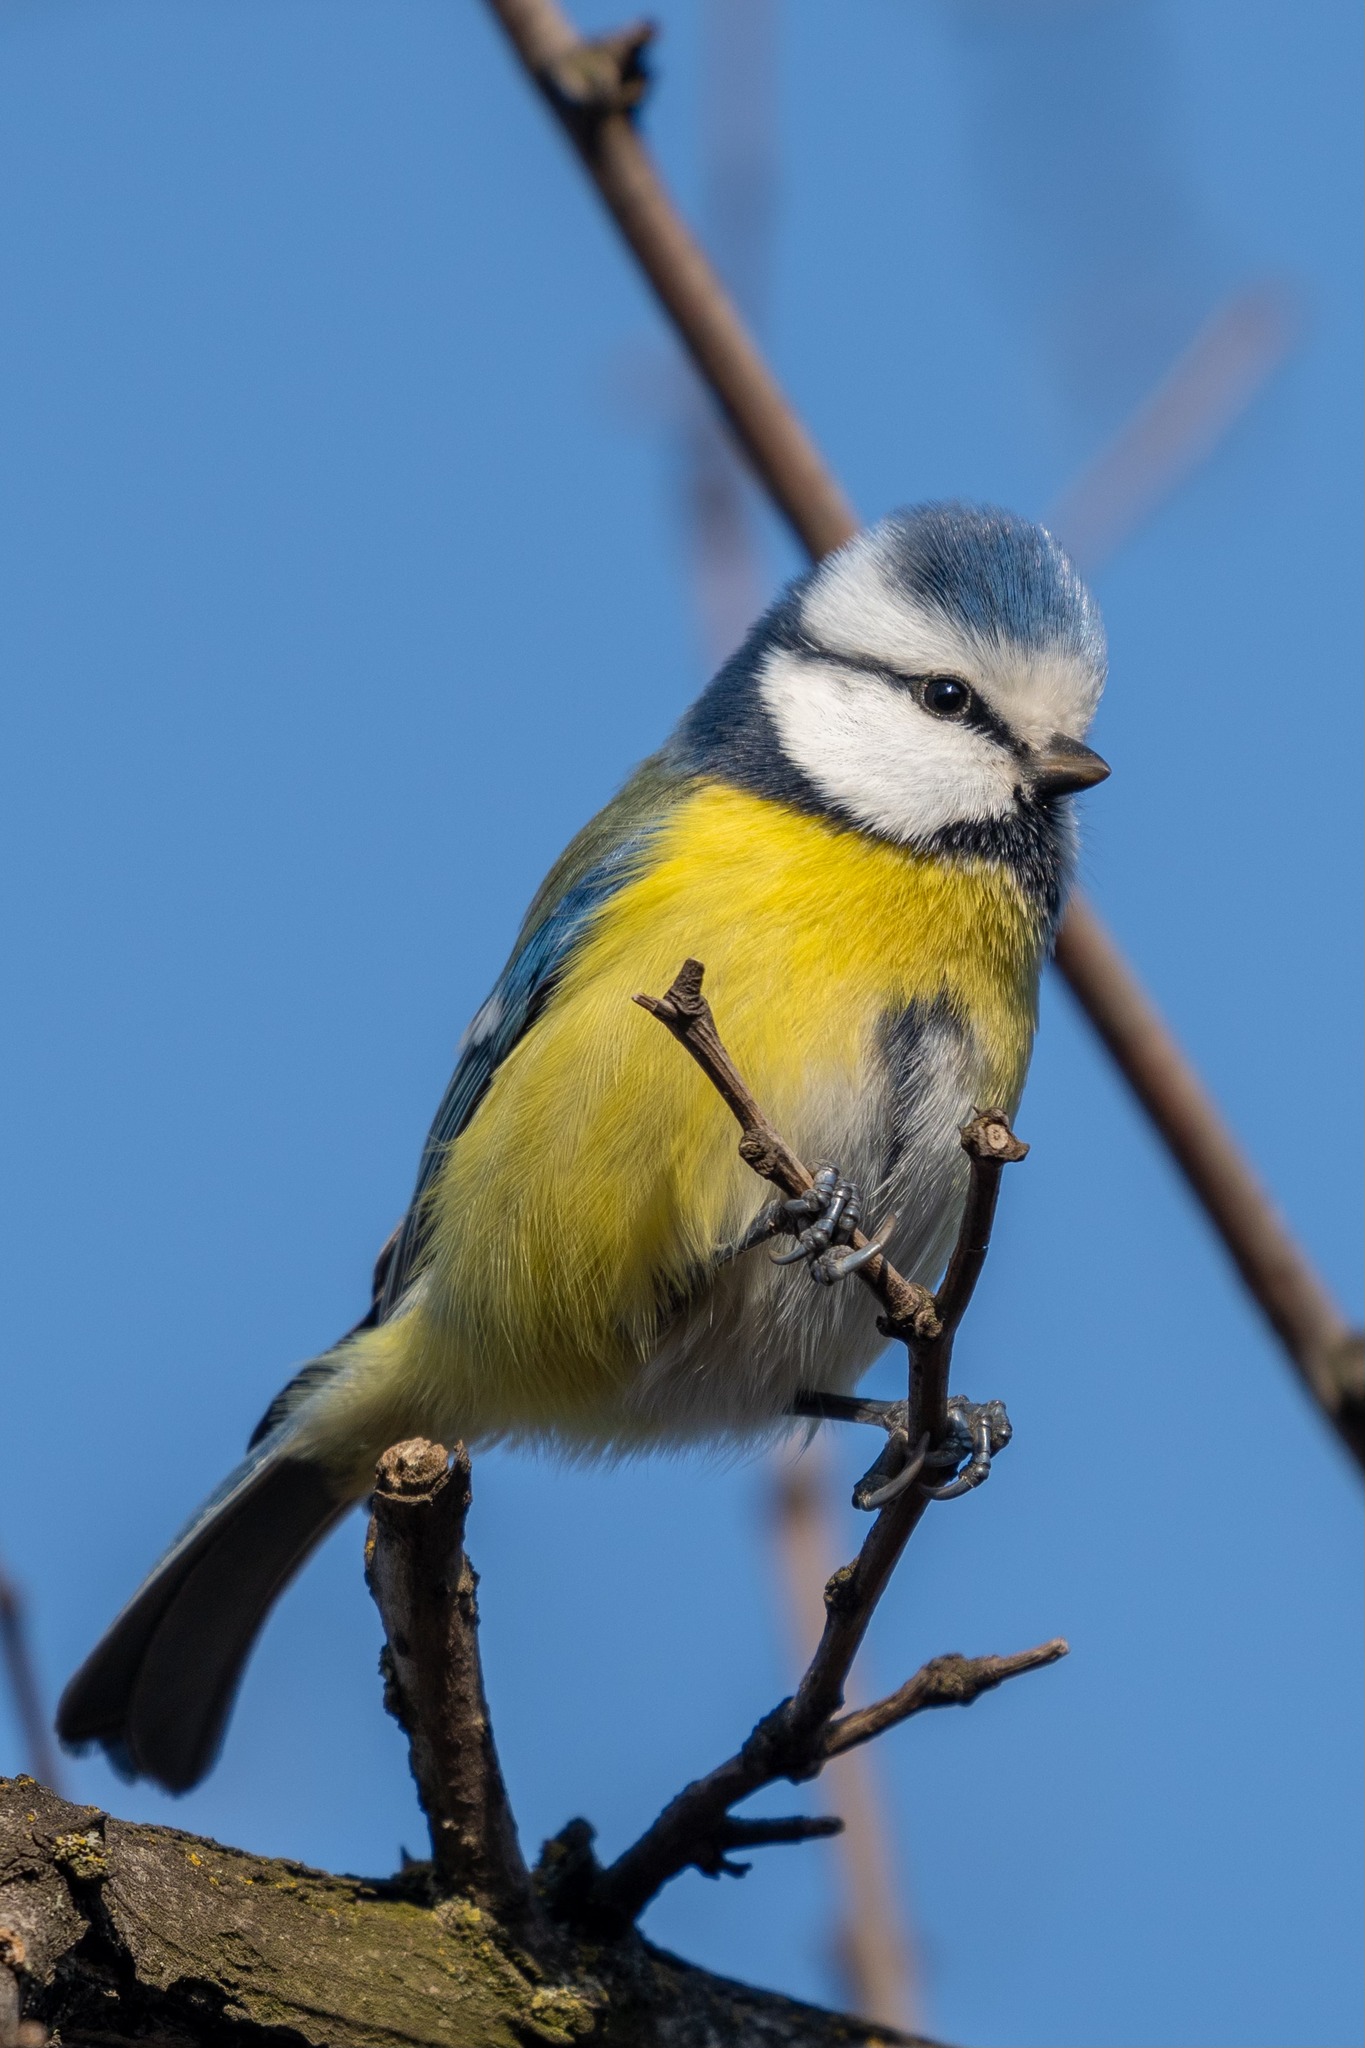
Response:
[[0, 1559, 61, 1798]]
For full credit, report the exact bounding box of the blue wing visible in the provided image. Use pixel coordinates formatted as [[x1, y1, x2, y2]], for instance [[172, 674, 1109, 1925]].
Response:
[[249, 765, 679, 1449], [372, 823, 662, 1321]]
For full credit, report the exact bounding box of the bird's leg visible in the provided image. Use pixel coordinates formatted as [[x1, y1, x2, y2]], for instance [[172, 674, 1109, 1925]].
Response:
[[789, 1389, 924, 1508], [716, 1198, 787, 1265], [767, 1165, 884, 1285], [788, 1389, 1013, 1512], [720, 1166, 886, 1282]]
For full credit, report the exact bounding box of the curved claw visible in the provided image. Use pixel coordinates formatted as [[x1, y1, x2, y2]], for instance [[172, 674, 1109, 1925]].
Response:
[[809, 1239, 884, 1286], [855, 1431, 930, 1511], [921, 1406, 997, 1500], [826, 1236, 879, 1269], [769, 1168, 870, 1283]]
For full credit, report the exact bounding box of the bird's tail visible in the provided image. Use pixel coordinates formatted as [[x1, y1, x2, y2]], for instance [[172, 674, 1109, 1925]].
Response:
[[56, 1423, 350, 1793]]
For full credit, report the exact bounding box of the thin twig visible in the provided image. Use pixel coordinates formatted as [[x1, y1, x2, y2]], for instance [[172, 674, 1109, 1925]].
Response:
[[480, 0, 1361, 1471], [701, 1813, 844, 1877], [581, 964, 1045, 1930], [364, 1440, 548, 1945], [635, 959, 939, 1338], [824, 1641, 1069, 1757], [770, 1449, 922, 2029]]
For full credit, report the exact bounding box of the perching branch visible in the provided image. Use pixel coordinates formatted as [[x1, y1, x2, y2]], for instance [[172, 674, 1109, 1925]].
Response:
[[636, 958, 1024, 1456], [364, 1440, 547, 1947], [565, 962, 1060, 1932], [635, 958, 940, 1341], [357, 1070, 1042, 1949], [481, 0, 1362, 1473]]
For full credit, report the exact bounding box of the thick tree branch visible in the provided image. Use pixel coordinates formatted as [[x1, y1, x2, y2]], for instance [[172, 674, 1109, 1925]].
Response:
[[481, 0, 1361, 1472], [364, 1440, 547, 1946], [0, 1779, 934, 2047]]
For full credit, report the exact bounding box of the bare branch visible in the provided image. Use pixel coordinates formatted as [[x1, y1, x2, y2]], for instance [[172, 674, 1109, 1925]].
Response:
[[904, 1109, 1028, 1455], [484, 0, 856, 559], [0, 1777, 934, 2047], [636, 959, 938, 1336], [584, 965, 1048, 1930], [699, 1814, 844, 1879], [824, 1642, 1070, 1758], [1053, 903, 1360, 1462], [482, 0, 1361, 1472], [364, 1441, 548, 1946], [770, 1450, 922, 2031]]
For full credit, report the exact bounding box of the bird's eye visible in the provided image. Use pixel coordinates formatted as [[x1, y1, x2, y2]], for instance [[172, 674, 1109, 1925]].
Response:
[[921, 676, 972, 718]]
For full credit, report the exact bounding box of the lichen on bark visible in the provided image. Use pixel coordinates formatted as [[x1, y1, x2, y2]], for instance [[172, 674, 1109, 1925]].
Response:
[[0, 1778, 931, 2047]]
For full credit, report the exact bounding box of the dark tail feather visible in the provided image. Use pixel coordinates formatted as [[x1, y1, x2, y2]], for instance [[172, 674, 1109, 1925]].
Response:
[[56, 1438, 348, 1793]]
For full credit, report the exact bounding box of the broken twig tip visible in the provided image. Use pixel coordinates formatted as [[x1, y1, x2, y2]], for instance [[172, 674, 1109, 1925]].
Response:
[[960, 1109, 1030, 1164]]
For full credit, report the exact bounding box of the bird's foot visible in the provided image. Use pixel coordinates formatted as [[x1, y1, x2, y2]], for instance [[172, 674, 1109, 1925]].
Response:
[[749, 1165, 884, 1285], [789, 1390, 1012, 1511], [917, 1395, 1013, 1502]]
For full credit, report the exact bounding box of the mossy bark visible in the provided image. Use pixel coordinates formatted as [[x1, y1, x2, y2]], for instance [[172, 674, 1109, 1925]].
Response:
[[0, 1779, 932, 2047]]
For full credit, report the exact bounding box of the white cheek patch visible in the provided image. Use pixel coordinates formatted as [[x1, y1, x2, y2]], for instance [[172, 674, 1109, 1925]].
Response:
[[758, 648, 1019, 844]]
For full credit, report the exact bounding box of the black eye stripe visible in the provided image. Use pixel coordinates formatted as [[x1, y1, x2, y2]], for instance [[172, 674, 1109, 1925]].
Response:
[[793, 638, 1020, 751]]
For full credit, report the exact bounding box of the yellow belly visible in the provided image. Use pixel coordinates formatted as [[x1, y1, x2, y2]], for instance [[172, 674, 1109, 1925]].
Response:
[[381, 781, 1044, 1442]]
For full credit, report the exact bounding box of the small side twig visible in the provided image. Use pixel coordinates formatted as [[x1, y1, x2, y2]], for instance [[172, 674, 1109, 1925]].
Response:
[[589, 1637, 1065, 1933], [696, 1813, 844, 1880], [575, 961, 1053, 1931], [365, 1441, 548, 1946], [824, 1641, 1069, 1757]]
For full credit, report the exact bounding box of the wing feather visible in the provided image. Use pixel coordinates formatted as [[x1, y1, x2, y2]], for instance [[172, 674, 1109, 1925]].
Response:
[[374, 789, 679, 1320]]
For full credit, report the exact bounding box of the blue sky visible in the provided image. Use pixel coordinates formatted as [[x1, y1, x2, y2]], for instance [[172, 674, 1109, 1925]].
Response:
[[1, 4, 1360, 2045]]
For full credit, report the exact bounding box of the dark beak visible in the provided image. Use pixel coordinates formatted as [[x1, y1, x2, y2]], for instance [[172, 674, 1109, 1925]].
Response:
[[1027, 734, 1111, 799]]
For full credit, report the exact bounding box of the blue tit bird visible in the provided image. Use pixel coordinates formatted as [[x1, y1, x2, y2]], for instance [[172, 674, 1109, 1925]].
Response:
[[58, 501, 1108, 1793]]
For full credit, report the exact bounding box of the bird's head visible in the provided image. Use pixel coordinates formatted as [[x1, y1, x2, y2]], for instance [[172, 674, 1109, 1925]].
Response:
[[673, 502, 1109, 856]]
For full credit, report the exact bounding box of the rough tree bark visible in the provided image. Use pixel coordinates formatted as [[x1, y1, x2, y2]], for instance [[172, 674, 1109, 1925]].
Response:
[[0, 1776, 931, 2046]]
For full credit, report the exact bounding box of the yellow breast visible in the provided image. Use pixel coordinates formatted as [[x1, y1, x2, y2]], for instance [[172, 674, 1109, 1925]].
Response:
[[415, 781, 1044, 1431]]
